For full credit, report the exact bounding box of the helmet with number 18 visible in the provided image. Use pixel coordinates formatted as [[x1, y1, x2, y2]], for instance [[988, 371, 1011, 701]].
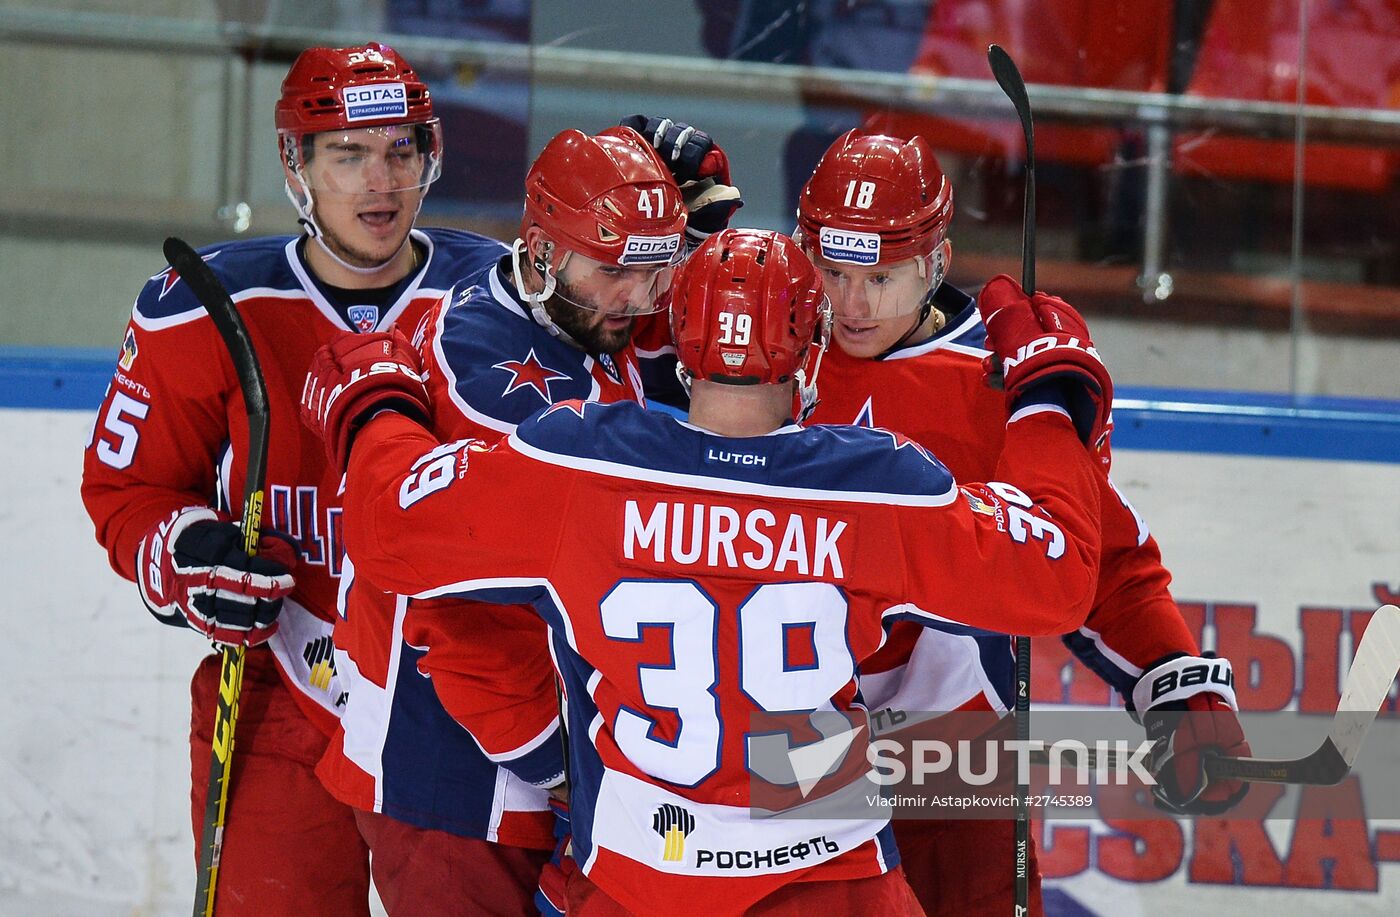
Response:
[[276, 42, 442, 276], [796, 130, 954, 358]]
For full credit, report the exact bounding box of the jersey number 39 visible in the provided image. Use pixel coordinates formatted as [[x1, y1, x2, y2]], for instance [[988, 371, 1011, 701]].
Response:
[[601, 580, 852, 787]]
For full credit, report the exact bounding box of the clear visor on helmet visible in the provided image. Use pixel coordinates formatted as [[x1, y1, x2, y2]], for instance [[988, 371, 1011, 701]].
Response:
[[808, 249, 939, 323], [284, 121, 443, 194], [549, 247, 678, 317]]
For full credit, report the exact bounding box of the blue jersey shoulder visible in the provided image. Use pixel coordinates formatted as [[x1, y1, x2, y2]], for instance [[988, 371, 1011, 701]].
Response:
[[133, 236, 297, 322], [790, 424, 957, 497], [134, 230, 506, 324], [436, 275, 605, 427], [516, 402, 956, 500], [418, 228, 508, 290]]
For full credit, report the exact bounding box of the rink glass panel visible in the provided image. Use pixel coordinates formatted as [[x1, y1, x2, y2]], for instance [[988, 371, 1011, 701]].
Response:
[[1, 0, 1397, 387]]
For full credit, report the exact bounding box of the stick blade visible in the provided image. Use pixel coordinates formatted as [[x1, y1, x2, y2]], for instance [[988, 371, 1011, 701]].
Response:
[[1330, 603, 1400, 764], [987, 44, 1034, 158]]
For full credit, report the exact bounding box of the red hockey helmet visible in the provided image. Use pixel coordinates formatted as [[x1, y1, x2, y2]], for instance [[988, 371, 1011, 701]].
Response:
[[276, 42, 441, 192], [277, 42, 434, 134], [521, 127, 686, 268], [796, 130, 953, 266], [670, 229, 828, 386]]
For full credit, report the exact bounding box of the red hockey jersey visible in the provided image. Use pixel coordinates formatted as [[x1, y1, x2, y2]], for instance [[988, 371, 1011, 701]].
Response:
[[807, 285, 1197, 716], [338, 398, 1103, 916], [81, 229, 502, 735], [319, 264, 650, 845]]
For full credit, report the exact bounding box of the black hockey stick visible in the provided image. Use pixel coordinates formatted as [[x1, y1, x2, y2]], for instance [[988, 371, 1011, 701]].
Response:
[[1029, 604, 1400, 785], [987, 42, 1036, 917], [163, 237, 271, 917], [990, 45, 1036, 295]]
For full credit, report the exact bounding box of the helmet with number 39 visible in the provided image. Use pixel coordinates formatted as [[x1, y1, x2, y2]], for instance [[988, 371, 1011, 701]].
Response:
[[670, 229, 831, 419]]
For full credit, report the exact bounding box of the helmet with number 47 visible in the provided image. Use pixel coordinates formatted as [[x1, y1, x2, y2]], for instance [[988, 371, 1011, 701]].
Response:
[[796, 130, 954, 358], [670, 229, 831, 420], [513, 126, 688, 354]]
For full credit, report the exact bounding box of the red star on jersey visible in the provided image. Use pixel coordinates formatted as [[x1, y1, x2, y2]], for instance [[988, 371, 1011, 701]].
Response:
[[150, 249, 222, 300], [541, 399, 590, 420], [873, 426, 939, 466], [493, 348, 572, 404]]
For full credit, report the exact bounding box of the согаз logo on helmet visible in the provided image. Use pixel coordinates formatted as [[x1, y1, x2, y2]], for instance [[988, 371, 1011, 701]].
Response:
[[621, 234, 681, 265], [818, 227, 881, 265], [343, 82, 409, 122]]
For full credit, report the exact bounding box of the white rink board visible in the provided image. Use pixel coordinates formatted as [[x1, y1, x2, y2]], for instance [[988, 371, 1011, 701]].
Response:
[[1047, 448, 1400, 915], [0, 409, 206, 915], [1, 407, 1397, 915]]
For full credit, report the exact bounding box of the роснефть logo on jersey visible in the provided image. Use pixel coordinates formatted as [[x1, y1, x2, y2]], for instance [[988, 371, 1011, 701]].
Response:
[[652, 804, 696, 862], [119, 328, 139, 370]]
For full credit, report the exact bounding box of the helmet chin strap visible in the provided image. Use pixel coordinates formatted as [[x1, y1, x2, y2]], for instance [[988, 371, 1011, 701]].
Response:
[[510, 238, 584, 349], [797, 300, 834, 423], [674, 360, 694, 400], [284, 176, 421, 277]]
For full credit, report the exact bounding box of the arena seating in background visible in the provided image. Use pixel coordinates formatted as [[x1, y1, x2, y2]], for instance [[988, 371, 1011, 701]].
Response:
[[864, 0, 1172, 168], [1173, 0, 1400, 191]]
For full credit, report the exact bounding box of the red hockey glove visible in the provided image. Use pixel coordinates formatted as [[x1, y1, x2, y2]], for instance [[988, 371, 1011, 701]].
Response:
[[1133, 654, 1251, 815], [137, 506, 297, 646], [619, 114, 744, 244], [979, 274, 1113, 447], [301, 328, 430, 471]]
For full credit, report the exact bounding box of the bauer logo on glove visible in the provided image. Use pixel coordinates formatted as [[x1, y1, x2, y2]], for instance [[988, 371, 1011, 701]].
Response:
[[1145, 657, 1235, 706], [136, 506, 298, 646]]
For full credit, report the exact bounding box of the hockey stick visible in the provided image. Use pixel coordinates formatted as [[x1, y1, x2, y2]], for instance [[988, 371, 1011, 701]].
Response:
[[987, 42, 1036, 917], [989, 45, 1036, 294], [1028, 604, 1400, 784], [163, 237, 271, 917]]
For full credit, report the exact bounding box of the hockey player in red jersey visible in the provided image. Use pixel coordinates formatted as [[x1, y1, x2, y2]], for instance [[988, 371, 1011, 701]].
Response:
[[795, 130, 1251, 915], [80, 43, 523, 915], [300, 228, 1115, 915], [318, 118, 744, 915]]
